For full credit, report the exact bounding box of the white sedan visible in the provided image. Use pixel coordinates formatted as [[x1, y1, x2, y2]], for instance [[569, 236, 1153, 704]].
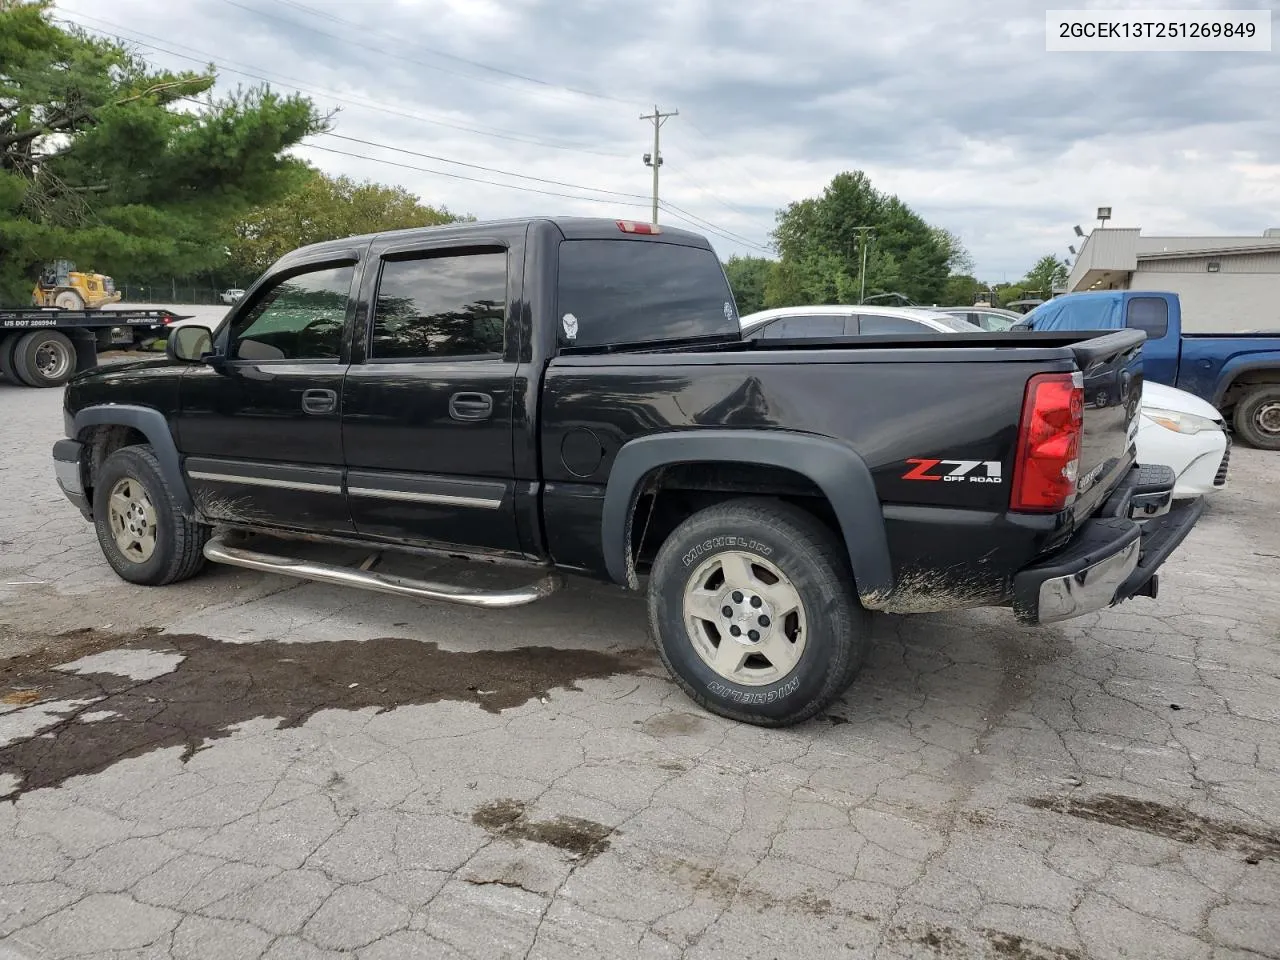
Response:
[[1139, 380, 1230, 499], [741, 306, 1229, 499]]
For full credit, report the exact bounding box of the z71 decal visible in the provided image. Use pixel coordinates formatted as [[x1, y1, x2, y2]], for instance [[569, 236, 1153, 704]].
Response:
[[902, 459, 1003, 484]]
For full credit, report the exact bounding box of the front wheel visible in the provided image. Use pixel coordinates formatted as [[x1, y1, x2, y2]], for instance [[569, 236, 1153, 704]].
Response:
[[647, 497, 871, 727], [92, 445, 210, 586], [1233, 385, 1280, 450]]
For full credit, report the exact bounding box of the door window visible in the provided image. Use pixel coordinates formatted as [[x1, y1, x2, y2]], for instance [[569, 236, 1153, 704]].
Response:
[[230, 264, 353, 361], [371, 249, 508, 360]]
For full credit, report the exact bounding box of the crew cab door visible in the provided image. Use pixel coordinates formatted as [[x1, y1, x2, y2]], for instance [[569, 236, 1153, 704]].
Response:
[[340, 236, 523, 554], [177, 257, 359, 533]]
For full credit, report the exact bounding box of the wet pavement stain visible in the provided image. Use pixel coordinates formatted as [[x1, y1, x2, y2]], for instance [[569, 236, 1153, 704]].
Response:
[[472, 798, 613, 861], [640, 711, 709, 737], [658, 856, 877, 922], [1027, 793, 1280, 862], [0, 631, 652, 800], [889, 922, 1084, 959]]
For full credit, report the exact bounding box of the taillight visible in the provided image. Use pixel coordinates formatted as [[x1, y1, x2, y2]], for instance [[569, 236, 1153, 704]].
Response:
[[616, 220, 661, 235], [1010, 371, 1084, 513]]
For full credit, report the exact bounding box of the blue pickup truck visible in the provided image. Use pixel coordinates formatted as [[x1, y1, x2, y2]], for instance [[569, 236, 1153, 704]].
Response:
[[1016, 291, 1280, 449]]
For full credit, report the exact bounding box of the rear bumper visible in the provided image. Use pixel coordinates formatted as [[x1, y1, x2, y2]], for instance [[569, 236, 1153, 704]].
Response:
[[52, 438, 92, 520], [1012, 467, 1204, 625]]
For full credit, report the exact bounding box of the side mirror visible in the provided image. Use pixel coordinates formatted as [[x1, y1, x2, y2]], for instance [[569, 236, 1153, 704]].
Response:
[[1010, 320, 1031, 332], [166, 324, 214, 363]]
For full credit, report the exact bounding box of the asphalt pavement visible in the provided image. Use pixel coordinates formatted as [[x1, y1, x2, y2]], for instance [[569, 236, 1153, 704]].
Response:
[[1, 375, 1278, 960]]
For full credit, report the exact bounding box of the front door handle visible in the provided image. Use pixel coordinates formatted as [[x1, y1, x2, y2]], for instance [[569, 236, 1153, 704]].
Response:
[[301, 388, 337, 415], [449, 392, 493, 421]]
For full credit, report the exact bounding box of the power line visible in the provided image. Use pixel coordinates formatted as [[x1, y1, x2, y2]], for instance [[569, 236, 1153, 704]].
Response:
[[301, 143, 653, 209], [657, 205, 772, 253], [658, 201, 771, 252], [664, 148, 768, 220], [214, 0, 634, 112], [260, 0, 639, 106], [58, 12, 629, 158], [318, 132, 648, 200]]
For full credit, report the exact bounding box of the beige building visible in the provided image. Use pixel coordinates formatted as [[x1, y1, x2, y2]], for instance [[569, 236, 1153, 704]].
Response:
[[1065, 227, 1280, 333]]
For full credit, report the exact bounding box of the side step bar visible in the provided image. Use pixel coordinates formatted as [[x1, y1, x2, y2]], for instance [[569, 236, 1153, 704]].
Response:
[[203, 535, 562, 608]]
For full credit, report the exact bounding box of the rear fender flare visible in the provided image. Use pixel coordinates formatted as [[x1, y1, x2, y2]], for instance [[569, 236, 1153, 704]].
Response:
[[601, 429, 893, 606], [72, 405, 192, 515], [1213, 357, 1280, 408]]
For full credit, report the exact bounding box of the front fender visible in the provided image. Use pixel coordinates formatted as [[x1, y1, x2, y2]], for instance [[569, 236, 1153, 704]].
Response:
[[601, 429, 894, 606]]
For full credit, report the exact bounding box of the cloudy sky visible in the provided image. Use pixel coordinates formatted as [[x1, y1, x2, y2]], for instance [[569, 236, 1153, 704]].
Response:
[[56, 0, 1280, 280]]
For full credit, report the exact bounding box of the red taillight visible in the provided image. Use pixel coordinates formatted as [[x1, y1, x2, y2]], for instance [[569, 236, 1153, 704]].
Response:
[[616, 219, 661, 235], [1010, 371, 1084, 513]]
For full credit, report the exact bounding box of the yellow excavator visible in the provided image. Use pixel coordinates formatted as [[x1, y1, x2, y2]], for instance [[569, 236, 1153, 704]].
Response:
[[31, 259, 122, 310]]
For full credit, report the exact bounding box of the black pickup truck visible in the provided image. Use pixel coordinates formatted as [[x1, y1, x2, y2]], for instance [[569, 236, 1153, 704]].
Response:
[[51, 217, 1203, 726]]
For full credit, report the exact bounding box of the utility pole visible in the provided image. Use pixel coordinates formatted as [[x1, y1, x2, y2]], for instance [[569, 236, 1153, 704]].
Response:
[[640, 105, 678, 226], [851, 226, 875, 304]]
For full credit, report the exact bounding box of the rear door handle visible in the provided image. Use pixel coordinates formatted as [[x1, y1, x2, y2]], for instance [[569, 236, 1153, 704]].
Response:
[[449, 392, 493, 421], [301, 388, 337, 415]]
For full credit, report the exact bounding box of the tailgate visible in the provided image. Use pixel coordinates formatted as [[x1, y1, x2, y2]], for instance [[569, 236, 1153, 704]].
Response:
[[1068, 329, 1144, 520]]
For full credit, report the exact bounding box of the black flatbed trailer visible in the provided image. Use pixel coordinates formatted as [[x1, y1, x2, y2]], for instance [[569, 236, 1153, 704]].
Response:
[[0, 308, 189, 388]]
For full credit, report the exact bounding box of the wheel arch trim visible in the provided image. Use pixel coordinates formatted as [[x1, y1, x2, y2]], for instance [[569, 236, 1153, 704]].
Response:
[[601, 429, 894, 606], [72, 405, 192, 514]]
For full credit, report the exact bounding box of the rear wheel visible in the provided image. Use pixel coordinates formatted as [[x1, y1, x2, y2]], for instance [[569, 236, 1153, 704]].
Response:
[[12, 330, 77, 387], [93, 445, 210, 585], [1233, 385, 1280, 450], [646, 497, 871, 727]]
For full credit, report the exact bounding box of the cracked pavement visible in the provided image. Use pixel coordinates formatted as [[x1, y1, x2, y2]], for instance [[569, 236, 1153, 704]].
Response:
[[2, 378, 1278, 959]]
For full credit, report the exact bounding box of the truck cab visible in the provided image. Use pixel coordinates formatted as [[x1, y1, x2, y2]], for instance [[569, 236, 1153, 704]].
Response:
[[1016, 290, 1280, 448]]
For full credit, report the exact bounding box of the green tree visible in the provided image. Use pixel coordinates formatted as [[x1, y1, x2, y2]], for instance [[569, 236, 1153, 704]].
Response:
[[994, 283, 1027, 308], [942, 274, 981, 306], [931, 227, 974, 276], [0, 0, 326, 302], [228, 171, 464, 279], [1021, 254, 1069, 298], [722, 254, 773, 316], [770, 172, 952, 305]]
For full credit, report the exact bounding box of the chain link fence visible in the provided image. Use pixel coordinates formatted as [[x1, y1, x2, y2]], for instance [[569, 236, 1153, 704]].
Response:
[[116, 281, 242, 306]]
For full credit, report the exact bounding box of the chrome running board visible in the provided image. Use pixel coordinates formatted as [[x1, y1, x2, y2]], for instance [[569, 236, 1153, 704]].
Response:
[[203, 535, 561, 608]]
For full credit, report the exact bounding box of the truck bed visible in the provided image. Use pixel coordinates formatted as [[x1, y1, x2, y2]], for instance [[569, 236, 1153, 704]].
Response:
[[542, 328, 1144, 608]]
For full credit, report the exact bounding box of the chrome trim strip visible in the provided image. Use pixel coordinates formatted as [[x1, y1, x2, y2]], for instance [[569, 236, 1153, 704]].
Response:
[[346, 486, 503, 510], [203, 535, 560, 608], [187, 471, 341, 495]]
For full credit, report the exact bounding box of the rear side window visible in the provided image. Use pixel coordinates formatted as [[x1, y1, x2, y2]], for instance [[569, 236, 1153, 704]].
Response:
[[1126, 297, 1169, 339], [556, 240, 738, 348], [371, 249, 507, 360], [857, 313, 927, 335]]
